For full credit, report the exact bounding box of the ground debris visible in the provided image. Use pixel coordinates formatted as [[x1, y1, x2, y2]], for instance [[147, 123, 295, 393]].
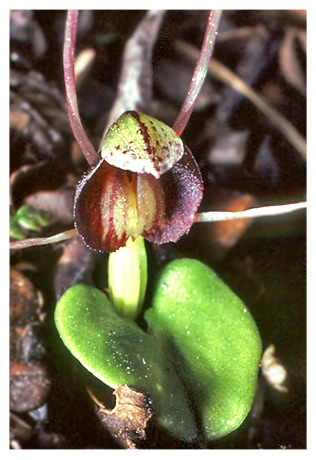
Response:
[[94, 384, 155, 449]]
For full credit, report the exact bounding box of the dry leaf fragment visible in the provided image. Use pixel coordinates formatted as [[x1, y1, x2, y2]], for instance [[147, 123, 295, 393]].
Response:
[[175, 39, 306, 159], [10, 362, 51, 413], [212, 194, 257, 248], [10, 412, 33, 446], [10, 161, 49, 209], [208, 129, 249, 166], [54, 237, 95, 299], [95, 384, 154, 449], [25, 189, 75, 226], [261, 344, 288, 392], [280, 28, 306, 96], [10, 267, 42, 325], [102, 10, 165, 138], [74, 48, 96, 89], [155, 59, 217, 111]]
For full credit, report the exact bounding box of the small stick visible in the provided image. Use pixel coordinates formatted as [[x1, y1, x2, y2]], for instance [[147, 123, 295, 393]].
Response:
[[195, 201, 306, 223], [10, 228, 79, 250], [101, 10, 165, 140], [175, 39, 306, 159], [10, 202, 306, 251]]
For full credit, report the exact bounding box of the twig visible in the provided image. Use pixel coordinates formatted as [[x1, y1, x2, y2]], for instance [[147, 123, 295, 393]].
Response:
[[175, 39, 306, 159], [63, 10, 99, 166], [10, 228, 79, 250], [101, 10, 165, 143], [9, 202, 306, 250], [195, 201, 306, 223], [172, 10, 222, 137]]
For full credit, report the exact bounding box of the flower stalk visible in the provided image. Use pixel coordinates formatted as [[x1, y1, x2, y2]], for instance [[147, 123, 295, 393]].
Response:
[[63, 9, 99, 166], [108, 236, 148, 320], [172, 10, 222, 137]]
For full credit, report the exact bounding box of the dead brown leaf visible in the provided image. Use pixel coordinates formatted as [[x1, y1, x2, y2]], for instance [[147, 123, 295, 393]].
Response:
[[280, 27, 306, 96], [95, 384, 154, 449], [74, 48, 96, 89], [10, 412, 33, 446], [10, 362, 50, 413], [175, 39, 306, 159], [101, 10, 165, 140], [54, 237, 95, 299], [10, 267, 43, 326], [10, 268, 46, 365], [212, 194, 257, 249], [25, 189, 75, 226], [10, 161, 49, 208]]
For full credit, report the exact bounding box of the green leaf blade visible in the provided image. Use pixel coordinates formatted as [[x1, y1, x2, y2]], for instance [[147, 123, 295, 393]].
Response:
[[145, 258, 262, 440], [55, 284, 198, 441]]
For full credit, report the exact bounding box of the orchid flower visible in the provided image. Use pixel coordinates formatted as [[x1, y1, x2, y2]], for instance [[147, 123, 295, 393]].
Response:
[[10, 10, 306, 253], [74, 111, 203, 252], [66, 10, 214, 253]]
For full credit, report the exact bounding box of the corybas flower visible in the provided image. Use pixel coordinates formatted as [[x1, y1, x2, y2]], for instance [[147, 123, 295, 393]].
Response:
[[74, 111, 203, 252]]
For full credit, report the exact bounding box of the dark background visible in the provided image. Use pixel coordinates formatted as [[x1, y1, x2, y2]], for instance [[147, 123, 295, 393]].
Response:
[[10, 10, 306, 449]]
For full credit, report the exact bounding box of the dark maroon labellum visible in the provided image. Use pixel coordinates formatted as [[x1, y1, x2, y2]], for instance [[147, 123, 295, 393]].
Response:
[[74, 144, 203, 253]]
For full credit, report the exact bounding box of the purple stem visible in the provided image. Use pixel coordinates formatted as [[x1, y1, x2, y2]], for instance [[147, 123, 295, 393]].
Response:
[[63, 10, 99, 166], [172, 10, 222, 137]]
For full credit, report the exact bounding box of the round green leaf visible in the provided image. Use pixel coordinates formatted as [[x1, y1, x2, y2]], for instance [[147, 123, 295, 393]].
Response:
[[145, 258, 262, 441], [55, 284, 198, 441]]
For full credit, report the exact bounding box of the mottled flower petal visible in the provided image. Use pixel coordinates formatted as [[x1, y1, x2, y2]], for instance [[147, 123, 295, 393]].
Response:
[[101, 111, 184, 179]]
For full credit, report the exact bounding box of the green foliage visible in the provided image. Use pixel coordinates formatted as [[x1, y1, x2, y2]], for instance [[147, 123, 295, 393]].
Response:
[[146, 258, 262, 440], [10, 205, 53, 240], [55, 284, 198, 441], [55, 258, 261, 442]]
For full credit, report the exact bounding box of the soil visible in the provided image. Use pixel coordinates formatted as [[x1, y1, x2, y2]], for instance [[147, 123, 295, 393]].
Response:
[[10, 10, 306, 449]]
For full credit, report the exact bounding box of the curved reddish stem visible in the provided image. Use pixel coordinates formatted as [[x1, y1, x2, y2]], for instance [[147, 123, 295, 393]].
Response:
[[172, 10, 222, 137], [63, 10, 99, 166]]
